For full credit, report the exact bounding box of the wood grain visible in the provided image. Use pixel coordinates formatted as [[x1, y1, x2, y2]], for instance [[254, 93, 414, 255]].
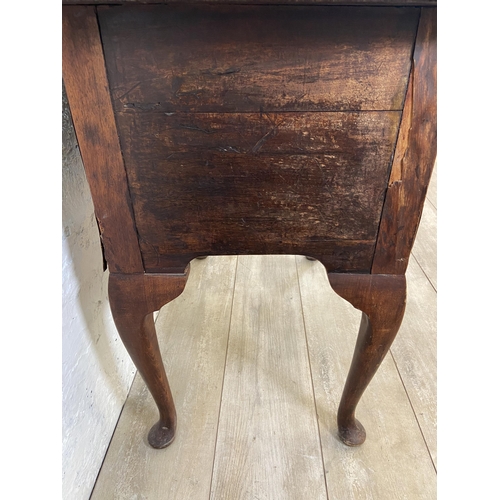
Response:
[[98, 5, 418, 113], [130, 153, 386, 271], [91, 257, 238, 499], [210, 255, 327, 500], [140, 241, 376, 275], [119, 111, 400, 158], [62, 6, 143, 273], [372, 7, 437, 274], [296, 255, 436, 498], [66, 1, 437, 5], [118, 111, 399, 273]]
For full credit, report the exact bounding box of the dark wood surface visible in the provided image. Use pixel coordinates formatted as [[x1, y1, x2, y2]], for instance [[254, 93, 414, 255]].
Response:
[[64, 0, 436, 6], [372, 8, 437, 274], [99, 5, 418, 113], [329, 273, 407, 445], [62, 6, 143, 273], [119, 111, 401, 157], [117, 111, 400, 273], [108, 271, 189, 448], [97, 4, 419, 273]]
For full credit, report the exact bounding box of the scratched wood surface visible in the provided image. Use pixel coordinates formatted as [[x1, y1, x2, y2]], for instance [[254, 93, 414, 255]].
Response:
[[99, 5, 418, 113], [372, 8, 437, 275], [91, 173, 436, 499], [118, 111, 398, 273], [97, 4, 417, 273]]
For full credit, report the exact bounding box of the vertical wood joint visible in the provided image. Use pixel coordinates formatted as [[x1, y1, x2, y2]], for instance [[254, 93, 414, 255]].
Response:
[[63, 5, 144, 273], [371, 7, 436, 275]]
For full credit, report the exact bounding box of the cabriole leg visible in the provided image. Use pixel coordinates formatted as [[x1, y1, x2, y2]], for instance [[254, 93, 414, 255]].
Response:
[[328, 273, 406, 446], [108, 272, 188, 448]]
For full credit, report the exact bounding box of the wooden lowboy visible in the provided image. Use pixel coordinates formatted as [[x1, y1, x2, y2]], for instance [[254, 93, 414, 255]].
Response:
[[63, 0, 436, 448]]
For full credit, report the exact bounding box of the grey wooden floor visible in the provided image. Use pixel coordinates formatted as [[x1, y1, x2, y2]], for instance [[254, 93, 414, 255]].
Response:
[[91, 168, 437, 500]]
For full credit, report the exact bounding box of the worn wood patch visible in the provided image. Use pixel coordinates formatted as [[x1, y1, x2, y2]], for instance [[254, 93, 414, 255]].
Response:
[[129, 151, 390, 273], [98, 5, 419, 113], [142, 241, 375, 274], [372, 7, 437, 274], [115, 111, 399, 272], [119, 111, 400, 158]]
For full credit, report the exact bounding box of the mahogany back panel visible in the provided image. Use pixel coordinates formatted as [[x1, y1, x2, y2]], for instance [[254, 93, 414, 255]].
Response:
[[97, 5, 420, 273]]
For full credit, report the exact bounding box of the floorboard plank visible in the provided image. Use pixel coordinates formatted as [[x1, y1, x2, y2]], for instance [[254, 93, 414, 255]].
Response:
[[296, 255, 436, 499], [90, 256, 237, 500], [210, 255, 328, 500], [411, 200, 437, 290], [426, 161, 437, 210], [390, 255, 437, 468]]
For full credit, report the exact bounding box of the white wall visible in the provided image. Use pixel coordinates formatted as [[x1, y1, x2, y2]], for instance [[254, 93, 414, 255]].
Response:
[[62, 86, 136, 500]]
